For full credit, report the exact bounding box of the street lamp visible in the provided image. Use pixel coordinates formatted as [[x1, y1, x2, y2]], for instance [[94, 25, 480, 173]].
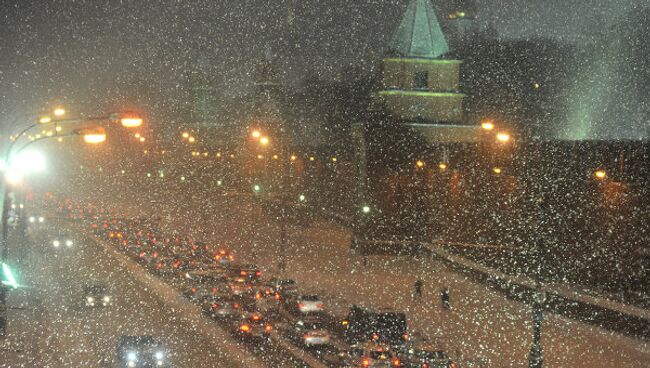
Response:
[[38, 116, 52, 124], [362, 205, 371, 214], [415, 160, 425, 168], [182, 132, 190, 139], [260, 136, 270, 146], [594, 169, 607, 180], [53, 107, 66, 117], [481, 120, 495, 131], [496, 132, 511, 143], [80, 127, 107, 144], [251, 130, 262, 139]]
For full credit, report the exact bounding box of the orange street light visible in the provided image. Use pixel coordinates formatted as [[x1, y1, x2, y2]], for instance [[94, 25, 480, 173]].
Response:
[[493, 167, 502, 174], [290, 155, 297, 161], [53, 107, 66, 117], [80, 127, 107, 144], [182, 132, 190, 139], [188, 136, 196, 143], [439, 163, 448, 171], [260, 136, 270, 145], [415, 160, 425, 168], [120, 117, 143, 128], [139, 137, 146, 143], [481, 120, 494, 130], [496, 132, 511, 143], [251, 130, 261, 139], [39, 116, 52, 124], [134, 133, 141, 138], [594, 169, 607, 180]]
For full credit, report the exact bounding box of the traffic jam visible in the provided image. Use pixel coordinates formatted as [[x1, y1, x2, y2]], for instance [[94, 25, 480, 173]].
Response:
[[51, 196, 457, 368]]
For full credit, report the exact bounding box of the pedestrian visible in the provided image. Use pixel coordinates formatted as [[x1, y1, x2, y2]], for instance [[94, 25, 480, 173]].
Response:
[[441, 286, 450, 309], [413, 279, 423, 301]]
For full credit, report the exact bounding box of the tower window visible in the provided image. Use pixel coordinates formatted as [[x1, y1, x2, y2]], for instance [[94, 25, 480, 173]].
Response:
[[414, 71, 428, 89]]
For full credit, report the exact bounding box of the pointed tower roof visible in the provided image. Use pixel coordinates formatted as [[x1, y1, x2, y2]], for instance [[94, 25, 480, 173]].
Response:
[[388, 0, 449, 59]]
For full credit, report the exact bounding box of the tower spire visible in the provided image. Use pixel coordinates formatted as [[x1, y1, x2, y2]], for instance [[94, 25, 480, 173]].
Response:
[[388, 0, 449, 59]]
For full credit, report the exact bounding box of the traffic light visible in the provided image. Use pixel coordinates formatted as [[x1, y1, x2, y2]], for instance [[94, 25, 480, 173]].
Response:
[[1, 263, 18, 289]]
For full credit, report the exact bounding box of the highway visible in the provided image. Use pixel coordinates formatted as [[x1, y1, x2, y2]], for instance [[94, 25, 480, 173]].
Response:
[[12, 219, 302, 368]]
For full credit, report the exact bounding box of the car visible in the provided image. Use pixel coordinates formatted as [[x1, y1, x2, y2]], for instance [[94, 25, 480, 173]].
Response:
[[227, 280, 254, 297], [213, 249, 235, 265], [202, 295, 241, 319], [342, 306, 409, 346], [51, 233, 74, 248], [268, 278, 298, 299], [291, 295, 325, 315], [398, 349, 457, 368], [116, 335, 166, 367], [232, 312, 273, 340], [291, 318, 331, 347], [228, 264, 262, 282], [82, 283, 112, 307], [342, 342, 402, 367], [28, 215, 46, 224]]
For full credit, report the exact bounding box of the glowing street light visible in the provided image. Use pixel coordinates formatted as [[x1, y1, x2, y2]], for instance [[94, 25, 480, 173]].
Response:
[[290, 155, 297, 161], [496, 132, 511, 143], [594, 169, 607, 180], [139, 137, 146, 143], [362, 205, 371, 214], [493, 167, 502, 174], [481, 120, 495, 131], [251, 130, 261, 139], [439, 163, 448, 171], [415, 160, 425, 168], [120, 116, 143, 128], [188, 136, 196, 143], [39, 116, 51, 124], [182, 132, 190, 139], [259, 136, 270, 145], [80, 126, 107, 144], [53, 107, 66, 117], [298, 194, 306, 202]]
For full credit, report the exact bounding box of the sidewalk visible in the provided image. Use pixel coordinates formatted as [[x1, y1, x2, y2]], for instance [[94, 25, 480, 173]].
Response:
[[222, 220, 650, 368]]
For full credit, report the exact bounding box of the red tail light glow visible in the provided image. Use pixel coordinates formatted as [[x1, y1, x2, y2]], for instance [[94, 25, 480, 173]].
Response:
[[212, 303, 221, 309], [233, 303, 239, 309], [191, 288, 197, 293], [255, 271, 261, 276]]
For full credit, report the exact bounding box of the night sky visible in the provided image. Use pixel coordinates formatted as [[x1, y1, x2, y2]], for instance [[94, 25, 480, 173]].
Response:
[[1, 0, 648, 125]]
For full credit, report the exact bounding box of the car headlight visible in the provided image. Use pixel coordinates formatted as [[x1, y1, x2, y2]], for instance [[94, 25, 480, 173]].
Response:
[[38, 216, 45, 223], [29, 216, 35, 223], [127, 351, 137, 361], [87, 296, 95, 302], [102, 296, 111, 303], [53, 240, 60, 247], [65, 240, 73, 247], [155, 351, 164, 360]]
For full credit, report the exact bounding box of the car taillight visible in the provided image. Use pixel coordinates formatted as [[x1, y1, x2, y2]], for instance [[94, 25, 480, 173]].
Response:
[[240, 324, 250, 332], [211, 287, 218, 293], [362, 358, 370, 367], [255, 271, 261, 276], [156, 262, 163, 269], [422, 364, 430, 368], [392, 358, 400, 367], [255, 293, 262, 300], [153, 252, 159, 258], [240, 271, 247, 276], [233, 303, 239, 309], [316, 303, 324, 309], [298, 303, 305, 309], [212, 303, 220, 309], [139, 252, 145, 258], [191, 288, 197, 293], [403, 333, 410, 341], [252, 315, 261, 321], [265, 324, 272, 332], [274, 293, 281, 300], [449, 363, 457, 368]]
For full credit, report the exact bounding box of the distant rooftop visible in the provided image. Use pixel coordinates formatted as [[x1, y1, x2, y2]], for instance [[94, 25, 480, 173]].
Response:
[[387, 0, 449, 59]]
